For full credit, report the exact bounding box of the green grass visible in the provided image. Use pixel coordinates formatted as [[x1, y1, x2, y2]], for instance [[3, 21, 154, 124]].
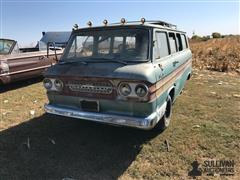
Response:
[[0, 70, 239, 179]]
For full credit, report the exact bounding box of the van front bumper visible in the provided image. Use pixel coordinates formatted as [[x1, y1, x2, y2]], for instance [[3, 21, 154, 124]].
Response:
[[44, 104, 165, 130]]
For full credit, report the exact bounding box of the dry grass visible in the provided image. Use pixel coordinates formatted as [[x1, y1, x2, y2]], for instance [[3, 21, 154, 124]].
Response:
[[190, 36, 240, 73], [0, 71, 239, 179]]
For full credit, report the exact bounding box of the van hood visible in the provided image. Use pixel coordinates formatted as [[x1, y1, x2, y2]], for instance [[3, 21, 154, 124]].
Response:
[[45, 62, 157, 84]]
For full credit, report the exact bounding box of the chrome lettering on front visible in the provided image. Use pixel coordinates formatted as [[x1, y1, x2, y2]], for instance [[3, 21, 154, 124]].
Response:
[[66, 81, 113, 94]]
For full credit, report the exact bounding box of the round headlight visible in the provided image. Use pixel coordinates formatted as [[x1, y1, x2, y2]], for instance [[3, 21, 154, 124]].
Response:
[[119, 83, 131, 96], [135, 84, 148, 97], [54, 79, 63, 91], [43, 78, 52, 89]]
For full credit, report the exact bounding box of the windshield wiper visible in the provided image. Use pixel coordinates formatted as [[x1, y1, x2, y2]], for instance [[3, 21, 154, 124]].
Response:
[[58, 58, 147, 66], [107, 60, 128, 65], [88, 57, 128, 65], [114, 58, 150, 64], [59, 60, 88, 65]]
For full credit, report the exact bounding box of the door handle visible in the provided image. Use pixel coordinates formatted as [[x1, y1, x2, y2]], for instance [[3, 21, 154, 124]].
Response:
[[173, 61, 179, 66], [39, 56, 46, 60], [158, 63, 163, 70]]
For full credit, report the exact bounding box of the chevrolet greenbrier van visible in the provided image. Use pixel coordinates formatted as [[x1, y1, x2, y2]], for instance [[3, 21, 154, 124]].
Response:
[[43, 19, 192, 130]]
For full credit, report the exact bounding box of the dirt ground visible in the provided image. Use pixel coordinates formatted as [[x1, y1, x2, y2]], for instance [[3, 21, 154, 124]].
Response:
[[0, 70, 239, 179]]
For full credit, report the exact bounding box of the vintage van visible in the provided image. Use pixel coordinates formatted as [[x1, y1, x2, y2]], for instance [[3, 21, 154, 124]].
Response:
[[43, 19, 192, 130]]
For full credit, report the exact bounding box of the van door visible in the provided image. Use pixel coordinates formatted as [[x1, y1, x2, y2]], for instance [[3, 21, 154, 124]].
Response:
[[153, 31, 177, 80], [153, 31, 183, 101], [153, 31, 171, 103]]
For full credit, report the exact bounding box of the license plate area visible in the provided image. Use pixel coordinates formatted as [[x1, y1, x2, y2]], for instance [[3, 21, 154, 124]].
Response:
[[81, 100, 99, 112]]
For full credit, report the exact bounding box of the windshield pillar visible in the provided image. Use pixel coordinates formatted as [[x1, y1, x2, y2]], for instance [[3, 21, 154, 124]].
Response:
[[93, 36, 98, 56]]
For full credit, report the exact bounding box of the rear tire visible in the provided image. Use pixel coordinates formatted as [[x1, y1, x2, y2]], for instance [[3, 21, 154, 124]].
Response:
[[154, 95, 172, 131]]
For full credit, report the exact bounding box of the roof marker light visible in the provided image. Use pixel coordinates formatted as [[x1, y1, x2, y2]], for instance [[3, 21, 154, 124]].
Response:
[[141, 18, 146, 24], [103, 19, 108, 26], [121, 18, 126, 25], [72, 24, 79, 31], [87, 21, 92, 27]]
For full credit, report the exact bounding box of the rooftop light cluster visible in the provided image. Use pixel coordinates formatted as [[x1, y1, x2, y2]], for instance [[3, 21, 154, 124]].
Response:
[[72, 18, 147, 30]]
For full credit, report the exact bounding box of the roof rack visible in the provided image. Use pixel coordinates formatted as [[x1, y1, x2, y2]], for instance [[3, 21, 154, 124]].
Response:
[[110, 19, 177, 29], [145, 20, 177, 29]]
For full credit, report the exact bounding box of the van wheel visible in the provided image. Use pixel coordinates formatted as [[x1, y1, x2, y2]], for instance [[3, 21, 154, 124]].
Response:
[[154, 95, 172, 131]]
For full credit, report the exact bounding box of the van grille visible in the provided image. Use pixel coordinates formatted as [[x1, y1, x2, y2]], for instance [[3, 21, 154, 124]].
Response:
[[66, 81, 113, 94]]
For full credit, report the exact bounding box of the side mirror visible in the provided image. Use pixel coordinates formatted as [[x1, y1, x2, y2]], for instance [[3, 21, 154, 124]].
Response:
[[47, 42, 58, 62], [49, 47, 62, 51]]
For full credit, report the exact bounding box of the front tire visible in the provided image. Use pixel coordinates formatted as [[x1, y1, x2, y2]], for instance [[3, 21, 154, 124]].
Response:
[[154, 95, 172, 131]]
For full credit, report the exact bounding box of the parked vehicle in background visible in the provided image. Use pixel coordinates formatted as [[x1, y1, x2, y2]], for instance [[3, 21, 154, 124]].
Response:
[[43, 19, 192, 130], [38, 31, 71, 51], [0, 31, 71, 84]]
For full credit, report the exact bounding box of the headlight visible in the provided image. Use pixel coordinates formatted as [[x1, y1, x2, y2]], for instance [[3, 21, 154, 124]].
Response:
[[0, 61, 9, 74], [119, 83, 131, 96], [43, 78, 52, 89], [54, 79, 63, 91], [135, 84, 148, 97]]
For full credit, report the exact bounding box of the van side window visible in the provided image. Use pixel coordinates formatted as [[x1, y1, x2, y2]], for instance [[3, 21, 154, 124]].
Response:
[[176, 33, 183, 51], [155, 32, 170, 59], [168, 33, 177, 54], [180, 34, 188, 49]]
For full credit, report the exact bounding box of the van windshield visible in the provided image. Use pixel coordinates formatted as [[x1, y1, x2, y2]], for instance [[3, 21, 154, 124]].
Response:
[[0, 39, 14, 54], [63, 28, 149, 62]]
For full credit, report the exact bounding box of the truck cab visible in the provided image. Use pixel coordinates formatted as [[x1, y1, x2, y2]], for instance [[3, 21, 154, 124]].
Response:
[[43, 19, 192, 130], [0, 39, 19, 56]]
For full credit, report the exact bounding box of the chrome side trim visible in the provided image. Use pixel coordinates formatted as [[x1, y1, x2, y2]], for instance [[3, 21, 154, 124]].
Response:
[[1, 50, 63, 61], [44, 103, 166, 130], [0, 65, 51, 77]]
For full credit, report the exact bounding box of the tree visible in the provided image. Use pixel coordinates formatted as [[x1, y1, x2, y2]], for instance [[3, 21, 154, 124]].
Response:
[[191, 35, 202, 40], [202, 36, 210, 41], [212, 32, 221, 38]]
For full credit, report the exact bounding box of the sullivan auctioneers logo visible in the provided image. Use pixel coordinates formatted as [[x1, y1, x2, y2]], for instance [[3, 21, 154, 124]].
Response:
[[188, 159, 235, 177]]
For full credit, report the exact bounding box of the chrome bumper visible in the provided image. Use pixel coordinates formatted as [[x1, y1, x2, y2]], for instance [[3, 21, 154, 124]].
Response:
[[44, 104, 163, 130]]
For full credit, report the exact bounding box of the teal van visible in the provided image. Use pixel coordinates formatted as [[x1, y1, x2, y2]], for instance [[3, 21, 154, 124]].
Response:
[[43, 19, 192, 130]]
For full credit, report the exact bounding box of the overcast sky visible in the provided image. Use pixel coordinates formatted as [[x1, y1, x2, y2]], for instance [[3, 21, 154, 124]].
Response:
[[0, 0, 239, 47]]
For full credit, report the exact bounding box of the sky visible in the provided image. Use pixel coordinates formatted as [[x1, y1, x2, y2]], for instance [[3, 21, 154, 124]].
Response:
[[0, 0, 239, 47]]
